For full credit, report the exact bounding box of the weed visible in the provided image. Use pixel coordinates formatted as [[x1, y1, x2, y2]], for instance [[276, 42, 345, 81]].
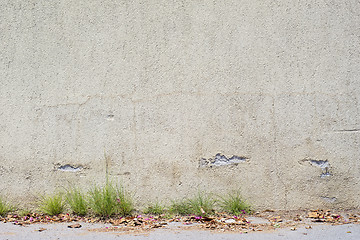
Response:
[[0, 197, 13, 216], [144, 202, 165, 215], [88, 182, 133, 217], [169, 192, 215, 216], [169, 199, 191, 215], [188, 192, 215, 216], [115, 185, 134, 216], [88, 184, 117, 217], [39, 193, 65, 216], [66, 187, 88, 216], [219, 192, 251, 215], [18, 209, 31, 217]]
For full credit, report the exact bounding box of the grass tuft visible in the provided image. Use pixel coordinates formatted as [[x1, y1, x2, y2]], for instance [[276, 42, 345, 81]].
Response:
[[0, 197, 13, 216], [39, 193, 65, 216], [88, 182, 133, 217], [219, 191, 251, 215], [116, 185, 134, 216], [66, 187, 88, 216], [170, 192, 215, 216], [169, 199, 192, 215], [188, 192, 215, 216], [18, 209, 31, 217], [144, 202, 165, 215]]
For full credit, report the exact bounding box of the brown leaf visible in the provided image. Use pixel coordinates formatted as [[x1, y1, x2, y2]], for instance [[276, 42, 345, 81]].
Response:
[[68, 223, 82, 228], [37, 228, 47, 232], [202, 216, 214, 222], [308, 212, 319, 218], [269, 216, 282, 222], [152, 224, 163, 228], [110, 218, 127, 225]]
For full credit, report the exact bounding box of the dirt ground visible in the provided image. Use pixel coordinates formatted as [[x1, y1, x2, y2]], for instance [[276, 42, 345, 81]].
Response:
[[2, 209, 360, 231]]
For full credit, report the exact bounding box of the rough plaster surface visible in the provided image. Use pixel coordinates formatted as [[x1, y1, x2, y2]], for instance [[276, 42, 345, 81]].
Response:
[[0, 0, 359, 210]]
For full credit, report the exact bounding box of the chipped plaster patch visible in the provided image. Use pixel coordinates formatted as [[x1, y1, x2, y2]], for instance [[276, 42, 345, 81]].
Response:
[[200, 153, 249, 168], [321, 196, 337, 203], [300, 159, 331, 178], [106, 114, 115, 121], [309, 160, 329, 170], [57, 164, 82, 172]]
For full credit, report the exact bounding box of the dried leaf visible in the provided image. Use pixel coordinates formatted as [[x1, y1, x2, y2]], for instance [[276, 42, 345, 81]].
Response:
[[68, 223, 82, 228], [308, 212, 319, 218]]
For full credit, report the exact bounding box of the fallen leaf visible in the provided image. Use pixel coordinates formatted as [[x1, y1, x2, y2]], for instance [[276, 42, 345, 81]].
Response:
[[37, 228, 46, 232], [201, 216, 214, 222], [68, 223, 82, 228], [308, 212, 319, 218], [269, 216, 282, 222]]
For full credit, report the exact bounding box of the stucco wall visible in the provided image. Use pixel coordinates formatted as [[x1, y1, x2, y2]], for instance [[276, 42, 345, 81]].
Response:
[[1, 0, 359, 210]]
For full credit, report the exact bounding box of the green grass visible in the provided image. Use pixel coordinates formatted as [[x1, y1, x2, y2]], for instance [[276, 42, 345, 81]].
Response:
[[88, 182, 133, 217], [1, 188, 253, 218], [188, 192, 215, 216], [39, 193, 65, 216], [66, 187, 88, 216], [0, 197, 13, 216], [169, 199, 192, 215], [115, 185, 134, 216], [18, 209, 31, 217], [169, 192, 215, 216], [219, 192, 251, 215], [144, 202, 165, 215]]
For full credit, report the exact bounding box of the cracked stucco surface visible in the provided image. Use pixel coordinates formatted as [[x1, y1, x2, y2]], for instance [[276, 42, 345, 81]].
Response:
[[0, 0, 360, 210]]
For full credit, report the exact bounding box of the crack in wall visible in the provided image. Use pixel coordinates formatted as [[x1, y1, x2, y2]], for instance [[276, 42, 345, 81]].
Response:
[[334, 129, 360, 132], [270, 95, 289, 209]]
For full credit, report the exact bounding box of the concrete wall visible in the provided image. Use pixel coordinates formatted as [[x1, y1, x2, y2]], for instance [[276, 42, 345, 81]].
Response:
[[1, 0, 359, 210]]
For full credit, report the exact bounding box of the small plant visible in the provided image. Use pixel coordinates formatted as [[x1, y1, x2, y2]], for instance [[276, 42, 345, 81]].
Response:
[[144, 201, 164, 215], [88, 182, 133, 217], [188, 192, 215, 216], [0, 197, 13, 216], [18, 209, 31, 217], [169, 192, 215, 216], [115, 185, 134, 216], [66, 187, 88, 216], [39, 193, 65, 216], [219, 192, 251, 215], [169, 199, 192, 215]]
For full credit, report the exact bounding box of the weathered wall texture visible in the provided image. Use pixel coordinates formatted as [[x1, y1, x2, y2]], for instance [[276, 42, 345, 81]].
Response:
[[1, 0, 359, 210]]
